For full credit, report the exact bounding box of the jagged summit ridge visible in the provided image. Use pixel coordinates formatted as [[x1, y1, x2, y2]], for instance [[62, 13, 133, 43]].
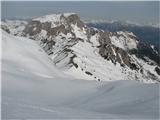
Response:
[[33, 13, 77, 21], [23, 13, 86, 39], [33, 13, 79, 28]]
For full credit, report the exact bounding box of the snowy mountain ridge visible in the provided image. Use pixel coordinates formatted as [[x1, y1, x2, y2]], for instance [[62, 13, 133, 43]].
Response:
[[2, 13, 160, 83]]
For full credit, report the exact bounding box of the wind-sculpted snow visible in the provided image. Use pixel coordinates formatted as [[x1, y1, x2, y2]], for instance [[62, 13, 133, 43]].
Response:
[[2, 30, 159, 119]]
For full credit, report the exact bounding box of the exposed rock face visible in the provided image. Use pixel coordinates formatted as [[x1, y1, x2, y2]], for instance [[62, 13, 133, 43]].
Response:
[[66, 14, 85, 28], [24, 21, 42, 36], [2, 13, 160, 83], [155, 67, 160, 75], [23, 13, 85, 38], [130, 41, 160, 65], [1, 24, 10, 33], [98, 30, 111, 45]]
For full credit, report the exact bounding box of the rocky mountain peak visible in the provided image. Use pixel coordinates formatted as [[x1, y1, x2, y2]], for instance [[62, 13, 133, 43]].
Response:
[[23, 13, 86, 40]]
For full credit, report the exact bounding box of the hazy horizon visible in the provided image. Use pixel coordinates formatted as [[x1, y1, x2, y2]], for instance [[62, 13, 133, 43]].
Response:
[[1, 1, 160, 25]]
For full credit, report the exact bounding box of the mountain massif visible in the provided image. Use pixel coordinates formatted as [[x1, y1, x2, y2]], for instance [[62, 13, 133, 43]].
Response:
[[87, 20, 160, 50], [2, 13, 160, 83]]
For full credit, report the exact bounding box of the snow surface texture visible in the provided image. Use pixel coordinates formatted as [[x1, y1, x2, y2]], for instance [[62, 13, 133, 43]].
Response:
[[110, 31, 138, 50], [2, 30, 159, 119]]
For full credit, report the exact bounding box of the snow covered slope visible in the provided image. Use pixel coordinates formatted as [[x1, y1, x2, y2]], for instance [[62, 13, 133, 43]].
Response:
[[1, 20, 27, 36], [1, 30, 159, 119], [110, 31, 138, 50]]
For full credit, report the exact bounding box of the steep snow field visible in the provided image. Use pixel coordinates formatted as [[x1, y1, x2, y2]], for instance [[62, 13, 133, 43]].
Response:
[[2, 30, 159, 119]]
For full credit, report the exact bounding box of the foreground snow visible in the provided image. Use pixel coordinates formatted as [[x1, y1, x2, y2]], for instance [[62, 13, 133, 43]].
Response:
[[2, 30, 159, 119]]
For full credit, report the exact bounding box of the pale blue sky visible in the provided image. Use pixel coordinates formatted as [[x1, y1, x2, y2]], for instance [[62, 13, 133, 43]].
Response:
[[1, 1, 160, 25]]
